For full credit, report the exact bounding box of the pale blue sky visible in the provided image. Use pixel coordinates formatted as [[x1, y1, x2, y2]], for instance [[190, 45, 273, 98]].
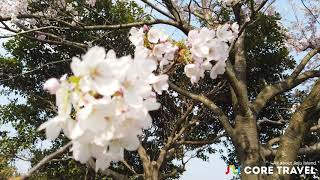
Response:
[[0, 0, 308, 179]]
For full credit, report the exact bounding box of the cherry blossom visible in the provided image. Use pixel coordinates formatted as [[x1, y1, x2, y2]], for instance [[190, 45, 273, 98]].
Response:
[[217, 24, 235, 42], [127, 24, 238, 84], [210, 60, 227, 79], [0, 0, 28, 17], [152, 42, 178, 69], [147, 27, 168, 44], [40, 46, 164, 171], [184, 23, 238, 83], [43, 78, 60, 94], [129, 26, 178, 70], [184, 60, 212, 84], [129, 27, 145, 47], [86, 0, 97, 7], [71, 47, 122, 96], [147, 74, 169, 95], [40, 23, 239, 170]]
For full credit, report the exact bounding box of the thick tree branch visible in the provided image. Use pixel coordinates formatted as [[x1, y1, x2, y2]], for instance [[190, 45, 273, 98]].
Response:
[[162, 0, 190, 34], [252, 70, 320, 116], [264, 142, 320, 157], [271, 80, 320, 179], [298, 142, 320, 155], [310, 124, 320, 131], [225, 61, 252, 117], [290, 47, 320, 79], [0, 14, 180, 31]]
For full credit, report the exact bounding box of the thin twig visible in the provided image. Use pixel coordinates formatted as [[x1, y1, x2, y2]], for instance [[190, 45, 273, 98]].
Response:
[[20, 142, 72, 179], [0, 59, 71, 82]]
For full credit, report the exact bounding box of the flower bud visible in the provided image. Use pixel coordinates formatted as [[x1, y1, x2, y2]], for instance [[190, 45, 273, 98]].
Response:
[[143, 25, 150, 32], [43, 78, 60, 94]]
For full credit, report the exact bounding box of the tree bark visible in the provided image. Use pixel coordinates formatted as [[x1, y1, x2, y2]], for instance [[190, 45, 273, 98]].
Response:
[[269, 80, 320, 180], [144, 162, 160, 180], [234, 116, 266, 180], [138, 146, 160, 180]]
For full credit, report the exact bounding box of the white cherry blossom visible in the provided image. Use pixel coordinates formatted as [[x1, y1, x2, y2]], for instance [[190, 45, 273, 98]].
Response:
[[147, 27, 168, 43], [210, 60, 227, 79], [129, 27, 145, 47], [39, 24, 239, 171], [40, 45, 165, 171], [221, 0, 241, 6], [216, 24, 234, 42], [184, 60, 212, 84], [43, 78, 60, 94], [71, 47, 121, 96], [147, 74, 169, 94], [86, 0, 96, 7]]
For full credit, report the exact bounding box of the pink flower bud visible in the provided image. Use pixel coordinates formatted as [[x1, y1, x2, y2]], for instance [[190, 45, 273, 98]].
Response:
[[43, 78, 60, 94], [143, 25, 150, 33]]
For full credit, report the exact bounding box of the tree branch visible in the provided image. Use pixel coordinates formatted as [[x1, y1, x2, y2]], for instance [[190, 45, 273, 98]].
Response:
[[257, 117, 285, 127], [156, 103, 195, 168], [0, 26, 69, 38], [180, 133, 226, 145], [0, 14, 181, 31], [299, 142, 320, 155], [141, 0, 175, 20], [0, 59, 72, 82], [252, 70, 320, 116], [168, 81, 234, 136], [20, 142, 72, 179], [290, 47, 320, 79], [271, 80, 320, 179]]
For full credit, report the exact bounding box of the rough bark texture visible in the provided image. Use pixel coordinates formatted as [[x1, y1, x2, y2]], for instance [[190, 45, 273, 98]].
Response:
[[144, 162, 160, 180], [269, 80, 320, 180], [234, 116, 266, 180]]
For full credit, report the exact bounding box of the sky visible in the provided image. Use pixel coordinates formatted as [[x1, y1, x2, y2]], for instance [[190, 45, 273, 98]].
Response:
[[0, 0, 310, 179]]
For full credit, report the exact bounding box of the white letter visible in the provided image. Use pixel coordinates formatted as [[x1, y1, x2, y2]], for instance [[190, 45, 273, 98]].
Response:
[[244, 167, 252, 174], [252, 166, 260, 174]]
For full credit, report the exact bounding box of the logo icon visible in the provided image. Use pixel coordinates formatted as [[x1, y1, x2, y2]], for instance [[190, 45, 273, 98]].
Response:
[[225, 165, 241, 175]]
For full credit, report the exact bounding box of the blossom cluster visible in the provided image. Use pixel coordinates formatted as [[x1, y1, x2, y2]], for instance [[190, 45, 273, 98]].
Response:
[[0, 0, 28, 18], [129, 24, 238, 84], [185, 23, 238, 83], [39, 23, 238, 171], [129, 26, 178, 71], [40, 46, 167, 171], [0, 0, 95, 21], [281, 0, 320, 52]]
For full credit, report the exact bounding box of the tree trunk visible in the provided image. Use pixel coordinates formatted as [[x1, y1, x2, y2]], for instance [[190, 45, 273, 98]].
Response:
[[234, 116, 266, 180], [144, 163, 160, 180]]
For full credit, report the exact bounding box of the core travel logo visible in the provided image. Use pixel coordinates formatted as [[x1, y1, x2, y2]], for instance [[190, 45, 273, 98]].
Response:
[[225, 165, 241, 175], [225, 161, 318, 176]]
